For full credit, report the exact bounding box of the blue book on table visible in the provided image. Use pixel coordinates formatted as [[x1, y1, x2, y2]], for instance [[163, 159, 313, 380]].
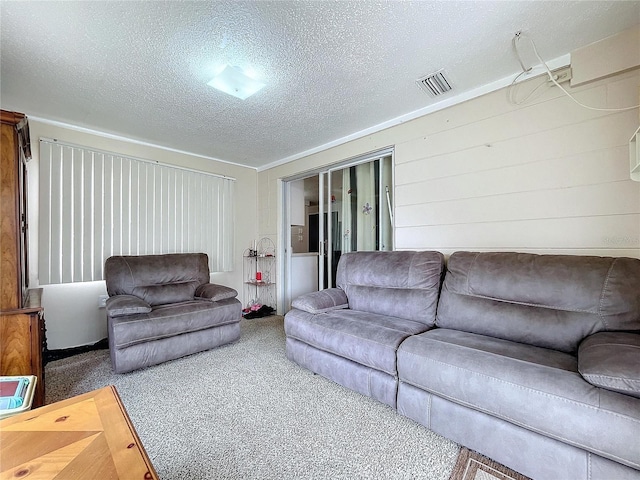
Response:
[[0, 377, 30, 410]]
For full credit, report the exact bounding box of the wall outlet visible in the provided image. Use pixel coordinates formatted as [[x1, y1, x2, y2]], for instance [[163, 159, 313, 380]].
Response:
[[98, 294, 109, 308], [548, 67, 572, 85]]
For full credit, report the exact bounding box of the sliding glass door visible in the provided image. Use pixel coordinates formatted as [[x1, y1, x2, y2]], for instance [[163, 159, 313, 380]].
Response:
[[283, 149, 393, 311], [320, 155, 393, 289]]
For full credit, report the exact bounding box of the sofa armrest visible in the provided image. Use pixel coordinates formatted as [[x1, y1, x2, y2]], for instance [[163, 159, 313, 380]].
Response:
[[106, 295, 152, 317], [578, 332, 640, 398], [195, 283, 238, 302], [291, 288, 349, 314]]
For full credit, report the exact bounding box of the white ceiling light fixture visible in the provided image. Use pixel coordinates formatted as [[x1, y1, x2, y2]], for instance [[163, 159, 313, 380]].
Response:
[[207, 65, 265, 100]]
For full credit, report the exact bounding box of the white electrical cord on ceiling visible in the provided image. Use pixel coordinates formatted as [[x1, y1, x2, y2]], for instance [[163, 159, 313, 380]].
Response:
[[508, 32, 552, 105], [512, 32, 640, 112], [508, 69, 550, 105], [512, 33, 532, 74]]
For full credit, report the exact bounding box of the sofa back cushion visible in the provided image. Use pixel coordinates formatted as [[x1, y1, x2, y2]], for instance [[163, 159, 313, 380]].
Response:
[[436, 251, 640, 353], [336, 250, 445, 325], [105, 253, 210, 306]]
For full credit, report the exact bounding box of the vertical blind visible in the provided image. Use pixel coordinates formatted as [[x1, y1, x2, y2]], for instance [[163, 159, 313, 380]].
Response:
[[39, 138, 235, 285]]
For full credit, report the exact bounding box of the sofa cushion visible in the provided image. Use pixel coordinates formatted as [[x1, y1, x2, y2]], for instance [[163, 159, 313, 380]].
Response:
[[291, 288, 349, 314], [105, 295, 152, 317], [195, 283, 238, 302], [286, 337, 399, 408], [105, 253, 211, 298], [285, 308, 430, 376], [109, 298, 240, 349], [579, 332, 640, 398], [336, 250, 444, 325], [132, 281, 200, 306], [397, 328, 640, 470], [436, 251, 640, 353]]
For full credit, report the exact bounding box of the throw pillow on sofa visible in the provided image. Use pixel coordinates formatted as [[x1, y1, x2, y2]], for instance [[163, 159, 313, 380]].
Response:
[[105, 295, 152, 317], [578, 332, 640, 398]]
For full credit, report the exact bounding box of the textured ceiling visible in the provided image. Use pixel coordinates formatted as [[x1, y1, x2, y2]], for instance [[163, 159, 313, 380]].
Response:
[[1, 1, 639, 169]]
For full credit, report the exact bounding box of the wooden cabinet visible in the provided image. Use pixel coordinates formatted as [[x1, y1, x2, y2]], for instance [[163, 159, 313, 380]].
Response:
[[0, 109, 46, 407]]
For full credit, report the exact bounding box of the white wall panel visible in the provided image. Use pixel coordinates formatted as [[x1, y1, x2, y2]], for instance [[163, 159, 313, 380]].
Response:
[[396, 214, 640, 251], [391, 71, 640, 258], [397, 181, 639, 228], [571, 26, 640, 87], [398, 146, 631, 207], [395, 110, 637, 185], [404, 85, 630, 162]]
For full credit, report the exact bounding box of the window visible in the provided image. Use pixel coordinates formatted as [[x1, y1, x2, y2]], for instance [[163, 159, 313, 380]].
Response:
[[39, 138, 234, 284]]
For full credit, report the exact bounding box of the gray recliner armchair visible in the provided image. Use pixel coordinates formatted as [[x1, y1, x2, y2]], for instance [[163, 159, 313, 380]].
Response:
[[105, 253, 241, 373]]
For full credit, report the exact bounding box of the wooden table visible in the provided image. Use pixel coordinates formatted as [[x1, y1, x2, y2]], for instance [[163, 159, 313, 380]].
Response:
[[0, 385, 158, 479]]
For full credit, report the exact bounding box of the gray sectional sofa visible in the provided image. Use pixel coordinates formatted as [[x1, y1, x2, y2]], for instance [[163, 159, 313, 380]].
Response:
[[286, 250, 444, 408], [105, 253, 241, 373], [285, 250, 640, 480]]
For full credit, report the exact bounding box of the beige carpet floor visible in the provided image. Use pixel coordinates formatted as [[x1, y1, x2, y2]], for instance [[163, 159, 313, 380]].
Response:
[[46, 316, 463, 479]]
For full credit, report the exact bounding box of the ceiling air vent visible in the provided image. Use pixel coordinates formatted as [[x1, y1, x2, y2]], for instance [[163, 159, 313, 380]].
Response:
[[416, 70, 452, 97]]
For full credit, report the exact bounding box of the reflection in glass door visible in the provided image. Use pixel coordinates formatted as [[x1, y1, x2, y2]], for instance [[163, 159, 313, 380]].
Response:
[[323, 155, 393, 288]]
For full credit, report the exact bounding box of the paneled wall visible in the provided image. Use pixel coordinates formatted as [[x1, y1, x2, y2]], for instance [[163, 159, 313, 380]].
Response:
[[259, 68, 640, 260], [393, 71, 639, 257]]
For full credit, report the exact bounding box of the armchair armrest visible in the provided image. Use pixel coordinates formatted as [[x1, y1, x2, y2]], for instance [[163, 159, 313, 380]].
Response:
[[291, 288, 349, 314], [578, 332, 640, 398], [106, 295, 152, 317], [195, 283, 238, 302]]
